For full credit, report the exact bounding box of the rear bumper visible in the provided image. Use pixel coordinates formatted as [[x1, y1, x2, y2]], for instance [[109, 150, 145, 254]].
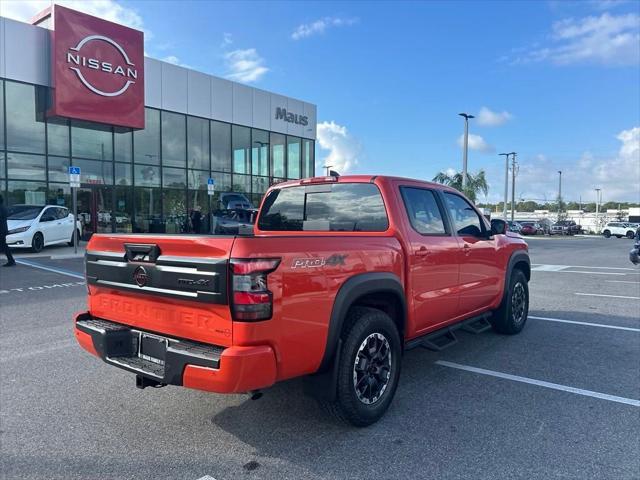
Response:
[[74, 312, 277, 394]]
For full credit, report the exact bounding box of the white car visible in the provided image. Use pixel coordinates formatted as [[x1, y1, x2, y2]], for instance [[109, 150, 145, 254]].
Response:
[[602, 222, 639, 239], [6, 204, 82, 253]]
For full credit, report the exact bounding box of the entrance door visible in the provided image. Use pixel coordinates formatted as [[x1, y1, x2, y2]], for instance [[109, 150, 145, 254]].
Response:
[[77, 187, 113, 240]]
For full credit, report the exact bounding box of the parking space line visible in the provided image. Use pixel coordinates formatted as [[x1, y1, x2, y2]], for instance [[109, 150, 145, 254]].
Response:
[[435, 361, 640, 407], [529, 315, 640, 332], [574, 292, 640, 300], [532, 264, 635, 271], [559, 271, 626, 276], [15, 259, 85, 280], [605, 280, 640, 284]]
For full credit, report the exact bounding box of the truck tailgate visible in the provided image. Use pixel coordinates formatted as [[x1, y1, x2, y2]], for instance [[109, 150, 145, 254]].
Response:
[[85, 234, 235, 346]]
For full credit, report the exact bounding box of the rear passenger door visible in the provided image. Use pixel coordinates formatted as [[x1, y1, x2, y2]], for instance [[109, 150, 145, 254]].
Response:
[[442, 192, 502, 316], [400, 186, 461, 333]]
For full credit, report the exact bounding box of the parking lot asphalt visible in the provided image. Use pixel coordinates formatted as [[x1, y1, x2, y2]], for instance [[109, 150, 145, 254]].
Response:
[[0, 236, 638, 480]]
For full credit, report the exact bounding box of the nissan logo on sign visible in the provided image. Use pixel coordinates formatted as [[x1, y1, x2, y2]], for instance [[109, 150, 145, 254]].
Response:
[[66, 35, 138, 97], [133, 266, 148, 287], [50, 5, 145, 129]]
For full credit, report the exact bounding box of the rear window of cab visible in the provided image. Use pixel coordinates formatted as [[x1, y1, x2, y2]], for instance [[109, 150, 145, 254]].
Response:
[[258, 183, 389, 232]]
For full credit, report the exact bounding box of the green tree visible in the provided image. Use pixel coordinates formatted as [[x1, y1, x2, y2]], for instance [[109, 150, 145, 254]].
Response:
[[432, 170, 489, 203]]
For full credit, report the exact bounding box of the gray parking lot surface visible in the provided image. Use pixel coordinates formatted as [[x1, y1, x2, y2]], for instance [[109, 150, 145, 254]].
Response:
[[0, 236, 638, 479]]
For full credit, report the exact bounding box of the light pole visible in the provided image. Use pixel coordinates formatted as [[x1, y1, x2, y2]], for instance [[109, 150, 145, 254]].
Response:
[[511, 153, 518, 222], [557, 170, 563, 214], [499, 152, 514, 220], [459, 113, 474, 191], [595, 188, 602, 233], [323, 165, 333, 176]]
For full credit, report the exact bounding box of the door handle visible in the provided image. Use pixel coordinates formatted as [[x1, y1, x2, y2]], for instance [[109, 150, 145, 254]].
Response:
[[415, 246, 430, 257]]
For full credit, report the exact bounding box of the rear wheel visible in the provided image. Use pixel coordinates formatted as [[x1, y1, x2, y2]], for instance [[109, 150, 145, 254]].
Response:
[[627, 231, 635, 239], [67, 229, 80, 246], [491, 269, 529, 335], [31, 232, 44, 253], [603, 230, 611, 238], [322, 307, 401, 427]]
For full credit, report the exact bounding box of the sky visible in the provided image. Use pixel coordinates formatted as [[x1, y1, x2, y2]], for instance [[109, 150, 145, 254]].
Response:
[[1, 0, 639, 204]]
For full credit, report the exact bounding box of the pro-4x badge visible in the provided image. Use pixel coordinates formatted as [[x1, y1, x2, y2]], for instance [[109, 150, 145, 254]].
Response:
[[291, 254, 348, 269]]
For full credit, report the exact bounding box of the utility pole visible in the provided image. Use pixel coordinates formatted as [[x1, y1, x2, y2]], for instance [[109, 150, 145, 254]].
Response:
[[458, 113, 474, 192], [595, 188, 601, 233], [499, 153, 511, 220], [322, 165, 333, 176], [557, 170, 563, 213], [511, 153, 518, 222]]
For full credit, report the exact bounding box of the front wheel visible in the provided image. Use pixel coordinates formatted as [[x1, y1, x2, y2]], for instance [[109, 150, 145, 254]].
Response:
[[491, 269, 529, 335], [31, 232, 44, 253], [67, 229, 80, 246], [322, 307, 402, 427], [603, 230, 611, 238]]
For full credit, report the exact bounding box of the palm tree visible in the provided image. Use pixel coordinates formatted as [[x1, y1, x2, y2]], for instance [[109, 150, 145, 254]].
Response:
[[432, 169, 489, 203]]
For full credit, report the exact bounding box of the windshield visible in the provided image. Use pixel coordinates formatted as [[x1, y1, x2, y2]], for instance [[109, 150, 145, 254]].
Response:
[[7, 205, 44, 220]]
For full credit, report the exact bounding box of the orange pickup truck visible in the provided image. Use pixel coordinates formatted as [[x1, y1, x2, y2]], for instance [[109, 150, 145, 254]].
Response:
[[74, 175, 530, 426]]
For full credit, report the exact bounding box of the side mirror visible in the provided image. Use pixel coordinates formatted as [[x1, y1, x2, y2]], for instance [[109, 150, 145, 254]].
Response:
[[490, 219, 507, 235]]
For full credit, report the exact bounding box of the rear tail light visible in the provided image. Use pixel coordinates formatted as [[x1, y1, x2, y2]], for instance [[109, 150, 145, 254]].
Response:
[[230, 258, 280, 321]]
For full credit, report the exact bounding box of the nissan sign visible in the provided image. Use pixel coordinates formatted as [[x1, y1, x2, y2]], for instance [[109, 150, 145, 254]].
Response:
[[51, 5, 145, 128]]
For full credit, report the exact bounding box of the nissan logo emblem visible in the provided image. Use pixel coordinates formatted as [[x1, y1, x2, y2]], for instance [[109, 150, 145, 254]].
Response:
[[133, 265, 148, 287]]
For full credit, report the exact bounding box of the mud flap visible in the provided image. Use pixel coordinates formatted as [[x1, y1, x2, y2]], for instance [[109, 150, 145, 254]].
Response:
[[303, 339, 342, 402]]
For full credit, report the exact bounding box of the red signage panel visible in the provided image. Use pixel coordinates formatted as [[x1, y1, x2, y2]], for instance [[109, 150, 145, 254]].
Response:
[[51, 5, 145, 128]]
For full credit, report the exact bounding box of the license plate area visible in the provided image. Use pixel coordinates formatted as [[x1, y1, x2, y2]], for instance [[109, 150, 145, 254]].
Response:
[[138, 333, 167, 365]]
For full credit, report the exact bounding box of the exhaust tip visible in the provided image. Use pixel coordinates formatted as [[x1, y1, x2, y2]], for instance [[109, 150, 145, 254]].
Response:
[[248, 390, 263, 400]]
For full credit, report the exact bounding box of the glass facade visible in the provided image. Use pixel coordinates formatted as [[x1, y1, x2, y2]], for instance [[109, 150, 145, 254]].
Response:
[[0, 79, 315, 235]]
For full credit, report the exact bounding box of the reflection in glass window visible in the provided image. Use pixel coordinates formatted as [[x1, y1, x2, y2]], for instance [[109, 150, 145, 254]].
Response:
[[259, 183, 389, 232], [211, 121, 231, 172], [134, 108, 160, 165], [163, 189, 188, 233], [0, 80, 4, 149], [0, 153, 5, 179], [162, 111, 186, 168], [114, 128, 132, 162], [252, 129, 269, 177], [47, 183, 71, 208], [270, 133, 285, 178], [187, 170, 208, 190], [73, 158, 113, 185], [401, 187, 447, 235], [7, 153, 46, 181], [5, 81, 46, 154], [47, 118, 69, 157], [232, 173, 251, 195], [187, 116, 209, 170], [134, 187, 161, 233], [115, 162, 132, 186], [444, 192, 483, 236], [71, 120, 113, 160], [287, 136, 301, 179], [252, 176, 269, 196], [7, 181, 47, 206], [115, 186, 133, 233], [48, 156, 70, 183], [232, 125, 251, 174], [209, 172, 231, 193], [302, 139, 314, 178], [162, 167, 187, 188], [134, 164, 161, 187], [188, 190, 208, 234]]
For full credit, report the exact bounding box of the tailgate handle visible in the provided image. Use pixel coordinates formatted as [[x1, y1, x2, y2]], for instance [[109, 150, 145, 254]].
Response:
[[125, 243, 160, 263]]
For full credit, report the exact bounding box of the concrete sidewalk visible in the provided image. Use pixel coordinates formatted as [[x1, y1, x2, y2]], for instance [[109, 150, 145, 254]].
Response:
[[8, 243, 87, 260]]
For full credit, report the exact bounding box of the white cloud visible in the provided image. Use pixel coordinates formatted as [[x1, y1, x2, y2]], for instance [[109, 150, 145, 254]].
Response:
[[0, 0, 146, 33], [476, 107, 513, 127], [291, 16, 358, 40], [512, 13, 640, 66], [501, 127, 640, 203], [221, 32, 233, 48], [224, 48, 268, 83], [161, 55, 190, 68], [457, 133, 494, 154], [316, 121, 361, 174]]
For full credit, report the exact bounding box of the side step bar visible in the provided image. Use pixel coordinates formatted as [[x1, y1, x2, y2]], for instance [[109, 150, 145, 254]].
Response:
[[405, 313, 492, 352]]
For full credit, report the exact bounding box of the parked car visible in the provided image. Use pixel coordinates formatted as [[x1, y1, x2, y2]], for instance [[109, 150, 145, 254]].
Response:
[[507, 220, 523, 233], [519, 221, 544, 236], [218, 192, 253, 210], [630, 227, 640, 264], [602, 222, 638, 239], [550, 220, 581, 235], [6, 204, 82, 253], [75, 175, 530, 426]]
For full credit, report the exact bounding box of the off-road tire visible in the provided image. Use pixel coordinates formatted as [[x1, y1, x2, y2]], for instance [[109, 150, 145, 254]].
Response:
[[490, 269, 529, 335], [31, 232, 44, 253], [321, 307, 402, 427]]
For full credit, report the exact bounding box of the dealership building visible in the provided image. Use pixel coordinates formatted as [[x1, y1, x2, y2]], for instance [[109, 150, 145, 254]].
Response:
[[0, 6, 317, 237]]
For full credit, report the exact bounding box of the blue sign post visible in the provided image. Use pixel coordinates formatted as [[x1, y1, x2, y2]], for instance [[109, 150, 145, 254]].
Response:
[[68, 167, 81, 253]]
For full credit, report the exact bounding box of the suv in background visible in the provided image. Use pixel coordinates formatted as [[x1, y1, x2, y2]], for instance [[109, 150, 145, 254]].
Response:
[[507, 221, 523, 233], [603, 222, 638, 239], [551, 220, 581, 236]]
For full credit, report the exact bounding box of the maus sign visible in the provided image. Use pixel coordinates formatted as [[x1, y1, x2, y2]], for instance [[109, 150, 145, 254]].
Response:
[[50, 5, 145, 128]]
